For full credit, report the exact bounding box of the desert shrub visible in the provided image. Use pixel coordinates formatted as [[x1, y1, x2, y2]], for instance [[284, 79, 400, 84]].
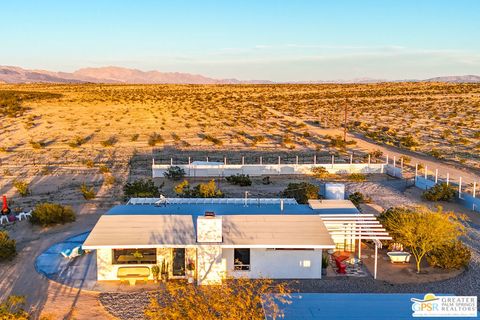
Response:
[[124, 179, 160, 199], [80, 183, 96, 200], [131, 133, 140, 141], [175, 180, 224, 198], [423, 182, 456, 201], [148, 132, 164, 146], [104, 174, 116, 186], [68, 136, 87, 148], [29, 140, 45, 149], [0, 231, 16, 261], [348, 173, 366, 182], [427, 241, 471, 269], [225, 174, 252, 186], [30, 203, 76, 226], [163, 166, 186, 181], [101, 136, 117, 147], [282, 182, 319, 204], [428, 148, 443, 159], [0, 295, 29, 320], [400, 135, 419, 148], [348, 192, 371, 207], [311, 166, 330, 179], [13, 180, 31, 197], [98, 165, 110, 174], [203, 134, 223, 146]]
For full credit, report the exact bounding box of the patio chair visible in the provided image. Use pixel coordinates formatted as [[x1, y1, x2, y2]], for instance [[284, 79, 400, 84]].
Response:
[[16, 210, 32, 221], [60, 246, 85, 259], [335, 257, 347, 274]]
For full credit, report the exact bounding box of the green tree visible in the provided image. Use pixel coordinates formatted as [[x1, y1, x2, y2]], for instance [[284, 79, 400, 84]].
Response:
[[163, 166, 186, 181], [379, 206, 465, 273], [124, 179, 161, 200], [144, 279, 290, 320], [0, 295, 29, 320], [423, 182, 457, 201], [30, 203, 76, 227]]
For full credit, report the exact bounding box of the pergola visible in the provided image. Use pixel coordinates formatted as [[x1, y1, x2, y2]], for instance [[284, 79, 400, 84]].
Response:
[[319, 213, 392, 279]]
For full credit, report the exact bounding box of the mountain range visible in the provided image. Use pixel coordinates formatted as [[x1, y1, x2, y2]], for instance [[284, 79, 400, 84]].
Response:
[[1, 65, 479, 84]]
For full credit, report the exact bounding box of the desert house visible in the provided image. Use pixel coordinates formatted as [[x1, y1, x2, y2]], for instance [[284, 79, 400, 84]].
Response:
[[83, 198, 387, 285]]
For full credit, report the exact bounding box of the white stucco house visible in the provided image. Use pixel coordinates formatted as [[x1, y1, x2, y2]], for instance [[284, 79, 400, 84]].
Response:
[[83, 198, 388, 285]]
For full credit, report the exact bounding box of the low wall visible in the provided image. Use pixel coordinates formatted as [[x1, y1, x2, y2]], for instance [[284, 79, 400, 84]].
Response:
[[152, 163, 385, 178], [415, 176, 480, 213], [385, 165, 403, 179]]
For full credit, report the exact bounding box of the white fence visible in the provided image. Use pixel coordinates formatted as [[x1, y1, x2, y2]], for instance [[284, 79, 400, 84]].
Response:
[[152, 161, 386, 178]]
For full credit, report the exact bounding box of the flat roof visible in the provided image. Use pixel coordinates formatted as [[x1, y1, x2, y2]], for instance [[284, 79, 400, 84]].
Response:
[[83, 214, 335, 249], [307, 199, 357, 210], [222, 215, 335, 248], [83, 215, 196, 249]]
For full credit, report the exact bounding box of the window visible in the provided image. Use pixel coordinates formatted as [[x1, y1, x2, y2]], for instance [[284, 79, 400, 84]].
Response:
[[234, 249, 250, 271], [112, 248, 157, 265]]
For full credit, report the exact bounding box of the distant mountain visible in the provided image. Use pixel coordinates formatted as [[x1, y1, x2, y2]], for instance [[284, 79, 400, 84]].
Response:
[[423, 75, 480, 83], [0, 65, 479, 84]]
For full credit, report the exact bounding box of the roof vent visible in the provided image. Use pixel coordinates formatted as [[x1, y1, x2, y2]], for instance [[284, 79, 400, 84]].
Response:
[[205, 211, 215, 217]]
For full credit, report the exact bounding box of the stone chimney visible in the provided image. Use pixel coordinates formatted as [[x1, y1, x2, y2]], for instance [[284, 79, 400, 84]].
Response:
[[197, 214, 222, 243]]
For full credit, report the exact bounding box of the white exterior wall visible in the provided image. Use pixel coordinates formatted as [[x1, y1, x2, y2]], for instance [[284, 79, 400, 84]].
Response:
[[95, 248, 168, 281], [196, 245, 226, 285], [223, 248, 323, 279]]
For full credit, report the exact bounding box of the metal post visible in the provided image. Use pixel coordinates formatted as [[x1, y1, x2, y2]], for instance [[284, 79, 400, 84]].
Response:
[[170, 158, 173, 166], [242, 156, 244, 165], [368, 154, 371, 165], [260, 156, 262, 165], [446, 173, 449, 185], [152, 158, 155, 166], [206, 156, 209, 162], [374, 243, 378, 280], [415, 163, 418, 179], [386, 154, 389, 165], [244, 191, 249, 207], [331, 155, 334, 167], [435, 169, 438, 183], [278, 156, 281, 165], [401, 157, 404, 169], [295, 156, 298, 165], [358, 231, 362, 261], [188, 156, 191, 165], [459, 177, 462, 196], [224, 157, 226, 165], [314, 155, 317, 165], [350, 154, 353, 164], [473, 182, 477, 198]]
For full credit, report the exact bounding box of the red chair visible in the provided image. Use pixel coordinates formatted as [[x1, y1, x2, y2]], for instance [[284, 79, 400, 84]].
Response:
[[335, 257, 347, 274]]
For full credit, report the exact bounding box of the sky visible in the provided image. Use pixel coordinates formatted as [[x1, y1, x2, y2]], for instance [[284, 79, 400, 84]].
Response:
[[1, 0, 480, 81]]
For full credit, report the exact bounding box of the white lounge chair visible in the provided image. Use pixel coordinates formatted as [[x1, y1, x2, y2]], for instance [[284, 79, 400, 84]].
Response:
[[0, 215, 9, 225], [60, 246, 84, 259]]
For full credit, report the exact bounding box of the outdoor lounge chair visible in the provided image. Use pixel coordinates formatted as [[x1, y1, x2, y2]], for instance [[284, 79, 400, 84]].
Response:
[[60, 246, 84, 259], [335, 257, 347, 274]]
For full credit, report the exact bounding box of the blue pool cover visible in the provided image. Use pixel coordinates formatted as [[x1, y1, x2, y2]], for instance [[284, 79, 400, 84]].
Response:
[[265, 293, 477, 320]]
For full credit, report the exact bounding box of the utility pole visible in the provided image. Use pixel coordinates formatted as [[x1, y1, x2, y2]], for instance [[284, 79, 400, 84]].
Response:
[[343, 99, 348, 142]]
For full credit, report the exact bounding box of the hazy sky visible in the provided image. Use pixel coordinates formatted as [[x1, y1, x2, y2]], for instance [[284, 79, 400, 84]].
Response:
[[1, 1, 479, 81]]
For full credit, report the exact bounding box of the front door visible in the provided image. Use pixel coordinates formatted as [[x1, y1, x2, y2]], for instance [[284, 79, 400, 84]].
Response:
[[172, 248, 186, 276]]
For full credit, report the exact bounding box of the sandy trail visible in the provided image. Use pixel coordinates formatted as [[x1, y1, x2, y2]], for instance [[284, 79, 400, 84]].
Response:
[[266, 106, 480, 185]]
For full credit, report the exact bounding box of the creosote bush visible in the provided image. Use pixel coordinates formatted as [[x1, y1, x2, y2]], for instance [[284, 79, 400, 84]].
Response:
[[348, 191, 371, 208], [0, 295, 29, 320], [427, 241, 471, 269], [310, 166, 330, 179], [348, 173, 366, 182], [80, 183, 96, 200], [124, 178, 161, 199], [0, 231, 16, 262], [225, 174, 252, 186], [30, 203, 76, 227], [13, 180, 31, 197], [422, 182, 456, 202], [163, 166, 186, 181], [282, 182, 319, 204]]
